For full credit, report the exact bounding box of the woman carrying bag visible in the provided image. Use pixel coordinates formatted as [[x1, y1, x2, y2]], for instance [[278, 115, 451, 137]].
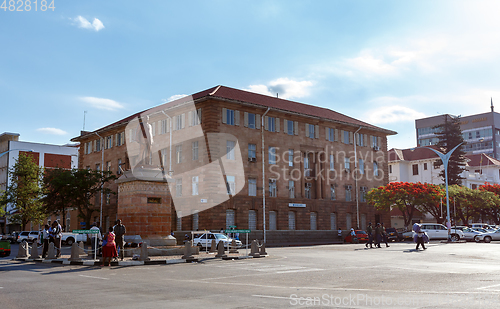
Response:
[[101, 227, 118, 266]]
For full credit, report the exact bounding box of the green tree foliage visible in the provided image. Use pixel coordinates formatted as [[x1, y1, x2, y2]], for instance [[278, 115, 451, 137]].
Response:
[[478, 183, 500, 224], [366, 182, 444, 228], [0, 153, 45, 230], [43, 168, 117, 229], [433, 115, 467, 185]]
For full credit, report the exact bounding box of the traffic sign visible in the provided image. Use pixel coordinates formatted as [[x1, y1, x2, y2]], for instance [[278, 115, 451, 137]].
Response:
[[72, 229, 99, 234], [225, 229, 250, 233], [228, 225, 237, 228]]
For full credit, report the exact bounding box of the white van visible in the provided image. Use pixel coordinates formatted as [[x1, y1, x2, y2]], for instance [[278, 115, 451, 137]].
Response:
[[419, 224, 464, 241]]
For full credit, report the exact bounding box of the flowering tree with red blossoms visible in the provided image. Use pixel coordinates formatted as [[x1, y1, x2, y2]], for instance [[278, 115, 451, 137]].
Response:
[[366, 182, 444, 228], [478, 183, 500, 224]]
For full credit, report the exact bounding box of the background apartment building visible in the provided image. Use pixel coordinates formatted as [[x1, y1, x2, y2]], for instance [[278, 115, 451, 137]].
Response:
[[0, 132, 78, 233], [72, 86, 396, 243]]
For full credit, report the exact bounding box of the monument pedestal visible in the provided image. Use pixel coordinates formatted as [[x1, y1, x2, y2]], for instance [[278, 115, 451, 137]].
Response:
[[116, 167, 173, 241]]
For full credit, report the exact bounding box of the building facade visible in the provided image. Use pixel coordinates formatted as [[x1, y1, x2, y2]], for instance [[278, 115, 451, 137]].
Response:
[[415, 103, 500, 159], [0, 132, 79, 233], [71, 86, 396, 240]]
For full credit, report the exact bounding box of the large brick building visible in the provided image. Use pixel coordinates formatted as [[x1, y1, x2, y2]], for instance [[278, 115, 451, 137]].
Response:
[[71, 86, 396, 243]]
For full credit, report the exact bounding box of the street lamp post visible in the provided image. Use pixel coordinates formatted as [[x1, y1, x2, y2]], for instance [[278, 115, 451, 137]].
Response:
[[423, 143, 463, 241], [0, 149, 34, 158]]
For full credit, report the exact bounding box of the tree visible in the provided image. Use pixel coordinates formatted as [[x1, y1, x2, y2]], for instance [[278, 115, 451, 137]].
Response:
[[478, 183, 500, 224], [43, 168, 117, 229], [416, 183, 446, 224], [433, 115, 466, 185], [366, 182, 442, 229], [0, 153, 45, 230], [42, 168, 74, 229]]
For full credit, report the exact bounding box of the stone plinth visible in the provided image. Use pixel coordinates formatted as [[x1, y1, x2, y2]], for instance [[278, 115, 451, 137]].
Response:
[[116, 168, 172, 239]]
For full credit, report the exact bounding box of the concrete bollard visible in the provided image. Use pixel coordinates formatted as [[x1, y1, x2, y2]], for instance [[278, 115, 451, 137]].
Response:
[[16, 242, 28, 258], [182, 241, 194, 260], [229, 239, 238, 254], [250, 240, 260, 258], [139, 242, 150, 261], [69, 242, 81, 261], [215, 241, 227, 258], [46, 243, 57, 259], [209, 239, 217, 253], [78, 241, 86, 255], [30, 242, 40, 259], [259, 242, 267, 256]]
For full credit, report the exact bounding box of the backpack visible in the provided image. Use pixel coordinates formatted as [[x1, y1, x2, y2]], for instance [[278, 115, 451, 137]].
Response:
[[413, 223, 421, 233]]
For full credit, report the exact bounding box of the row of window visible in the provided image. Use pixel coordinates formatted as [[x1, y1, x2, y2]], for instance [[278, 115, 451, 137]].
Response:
[[222, 108, 381, 147], [85, 132, 125, 154]]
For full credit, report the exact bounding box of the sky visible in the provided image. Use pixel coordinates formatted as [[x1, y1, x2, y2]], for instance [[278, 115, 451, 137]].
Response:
[[2, 0, 500, 150]]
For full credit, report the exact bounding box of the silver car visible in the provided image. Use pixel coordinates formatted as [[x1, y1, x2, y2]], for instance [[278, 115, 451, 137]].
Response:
[[474, 229, 500, 243], [453, 226, 485, 241]]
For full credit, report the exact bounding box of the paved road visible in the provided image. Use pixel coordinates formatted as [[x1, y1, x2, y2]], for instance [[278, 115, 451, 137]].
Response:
[[2, 241, 500, 308]]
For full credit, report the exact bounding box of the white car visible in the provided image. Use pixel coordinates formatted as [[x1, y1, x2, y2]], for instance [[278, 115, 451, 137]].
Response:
[[474, 229, 500, 243], [416, 224, 464, 241], [453, 226, 485, 241], [193, 232, 242, 249]]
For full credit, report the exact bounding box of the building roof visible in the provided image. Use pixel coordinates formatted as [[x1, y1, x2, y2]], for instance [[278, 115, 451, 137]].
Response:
[[465, 153, 500, 167], [72, 85, 397, 141]]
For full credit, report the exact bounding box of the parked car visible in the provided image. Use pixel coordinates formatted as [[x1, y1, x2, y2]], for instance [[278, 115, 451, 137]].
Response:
[[0, 240, 11, 257], [344, 230, 369, 243], [453, 226, 485, 241], [401, 231, 414, 241], [193, 232, 242, 249], [416, 224, 464, 241], [474, 229, 500, 243], [1, 233, 18, 244], [17, 231, 41, 244], [469, 223, 493, 230], [385, 228, 401, 242]]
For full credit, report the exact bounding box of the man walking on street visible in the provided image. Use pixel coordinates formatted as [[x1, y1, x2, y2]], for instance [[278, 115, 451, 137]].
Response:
[[114, 219, 126, 261], [365, 222, 373, 248], [374, 223, 382, 248], [381, 223, 390, 247]]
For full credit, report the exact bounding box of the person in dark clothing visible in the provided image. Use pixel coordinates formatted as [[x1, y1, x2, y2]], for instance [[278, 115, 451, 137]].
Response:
[[113, 219, 126, 261], [365, 222, 373, 248], [381, 223, 390, 247], [374, 223, 382, 248]]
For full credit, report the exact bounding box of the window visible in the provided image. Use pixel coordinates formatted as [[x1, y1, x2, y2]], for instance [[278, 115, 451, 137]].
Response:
[[357, 133, 366, 147], [226, 209, 235, 229], [288, 211, 296, 230], [346, 213, 352, 230], [227, 141, 235, 160], [192, 211, 199, 230], [289, 180, 295, 198], [192, 141, 199, 161], [85, 142, 92, 154], [190, 109, 201, 126], [373, 161, 379, 176], [176, 145, 182, 163], [286, 120, 294, 135], [226, 176, 236, 195], [269, 211, 277, 230], [248, 144, 256, 161], [472, 184, 478, 189], [248, 178, 257, 196], [175, 179, 182, 197], [345, 185, 352, 202], [372, 136, 379, 147], [117, 159, 122, 175], [116, 132, 125, 146], [305, 183, 312, 199], [175, 114, 185, 130], [389, 164, 392, 174], [105, 136, 113, 149], [308, 124, 315, 139], [95, 139, 101, 152], [160, 119, 170, 134], [192, 176, 199, 196], [247, 113, 256, 129], [330, 213, 337, 230], [344, 157, 350, 171], [327, 128, 335, 142], [359, 159, 364, 174], [268, 146, 277, 164], [329, 154, 335, 171], [248, 210, 257, 230], [224, 109, 235, 125], [106, 161, 111, 172], [330, 185, 336, 200], [412, 164, 419, 175], [304, 156, 310, 176], [344, 131, 350, 144], [310, 212, 317, 230], [268, 117, 276, 132], [288, 149, 294, 167], [106, 192, 111, 205], [424, 163, 428, 170], [96, 163, 100, 171], [360, 186, 367, 202], [269, 179, 277, 197]]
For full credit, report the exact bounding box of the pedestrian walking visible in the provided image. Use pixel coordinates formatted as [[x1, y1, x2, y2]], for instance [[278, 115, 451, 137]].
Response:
[[349, 228, 358, 244], [375, 223, 382, 248], [52, 221, 62, 257], [365, 222, 373, 248], [337, 228, 343, 242], [413, 223, 427, 250], [102, 227, 118, 266], [113, 219, 126, 261], [381, 223, 390, 247], [41, 225, 49, 258]]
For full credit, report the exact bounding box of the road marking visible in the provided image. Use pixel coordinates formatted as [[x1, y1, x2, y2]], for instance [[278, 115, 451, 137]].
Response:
[[253, 294, 290, 300], [78, 275, 109, 280], [477, 283, 500, 290]]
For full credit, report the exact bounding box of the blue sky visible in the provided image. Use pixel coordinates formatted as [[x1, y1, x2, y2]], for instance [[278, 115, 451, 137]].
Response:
[[2, 0, 500, 149]]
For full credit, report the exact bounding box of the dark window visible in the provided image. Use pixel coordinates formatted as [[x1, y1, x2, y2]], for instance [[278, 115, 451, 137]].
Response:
[[423, 163, 428, 170], [412, 164, 419, 175]]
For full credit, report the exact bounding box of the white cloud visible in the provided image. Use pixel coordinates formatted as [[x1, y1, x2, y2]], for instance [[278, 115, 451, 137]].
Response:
[[163, 94, 188, 103], [73, 16, 105, 32], [245, 78, 313, 100], [36, 128, 67, 135], [80, 97, 124, 111]]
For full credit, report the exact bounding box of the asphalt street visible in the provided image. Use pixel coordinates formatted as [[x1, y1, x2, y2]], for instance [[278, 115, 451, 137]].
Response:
[[1, 241, 500, 308]]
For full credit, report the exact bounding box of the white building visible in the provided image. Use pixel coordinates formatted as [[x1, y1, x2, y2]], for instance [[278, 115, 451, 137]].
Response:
[[0, 132, 79, 233]]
